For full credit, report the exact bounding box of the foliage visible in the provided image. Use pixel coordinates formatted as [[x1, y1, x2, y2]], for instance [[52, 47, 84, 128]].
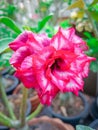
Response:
[[0, 17, 22, 35], [0, 1, 18, 39], [84, 32, 98, 72], [29, 14, 53, 33], [76, 125, 95, 130], [60, 19, 72, 28], [67, 0, 98, 21], [0, 1, 98, 129], [0, 14, 53, 68], [0, 1, 17, 18], [0, 52, 12, 68], [68, 0, 98, 72], [0, 38, 14, 53]]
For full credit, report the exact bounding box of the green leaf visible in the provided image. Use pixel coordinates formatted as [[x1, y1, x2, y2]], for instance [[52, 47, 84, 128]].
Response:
[[0, 38, 14, 53], [76, 125, 95, 130], [83, 32, 92, 38], [89, 10, 98, 22], [0, 52, 12, 67], [0, 16, 22, 34], [91, 0, 98, 6], [37, 14, 53, 32], [90, 60, 98, 72], [67, 0, 84, 10], [60, 19, 72, 28]]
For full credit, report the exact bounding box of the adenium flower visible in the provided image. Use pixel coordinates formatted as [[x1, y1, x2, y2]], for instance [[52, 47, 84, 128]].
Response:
[[9, 27, 95, 105]]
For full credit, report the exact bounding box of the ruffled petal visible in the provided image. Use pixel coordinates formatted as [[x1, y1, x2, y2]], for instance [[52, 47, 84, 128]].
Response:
[[9, 31, 28, 51], [38, 82, 59, 105], [33, 46, 55, 70], [64, 77, 84, 95], [33, 33, 50, 47], [10, 46, 31, 69], [51, 28, 73, 50], [61, 27, 75, 40], [15, 68, 38, 88], [70, 54, 96, 77], [21, 55, 33, 69], [51, 69, 84, 94], [9, 31, 50, 53]]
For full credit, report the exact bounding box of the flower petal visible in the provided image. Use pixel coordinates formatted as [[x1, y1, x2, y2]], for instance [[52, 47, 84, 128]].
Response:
[[38, 82, 59, 105], [51, 28, 73, 50], [21, 55, 33, 69], [10, 46, 31, 68], [9, 31, 50, 53], [9, 31, 28, 51], [15, 68, 38, 88], [71, 55, 96, 77]]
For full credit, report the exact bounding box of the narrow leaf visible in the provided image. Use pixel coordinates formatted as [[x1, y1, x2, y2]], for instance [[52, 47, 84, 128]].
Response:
[[0, 38, 14, 53], [37, 14, 53, 32], [0, 17, 22, 34], [67, 0, 84, 10]]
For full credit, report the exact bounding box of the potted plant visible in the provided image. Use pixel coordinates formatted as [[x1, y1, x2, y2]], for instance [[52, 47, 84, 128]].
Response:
[[47, 92, 89, 126], [89, 119, 98, 129], [1, 74, 19, 95], [0, 10, 95, 129]]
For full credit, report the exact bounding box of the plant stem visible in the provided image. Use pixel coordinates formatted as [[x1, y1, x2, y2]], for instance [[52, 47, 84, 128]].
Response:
[[26, 103, 43, 121], [20, 87, 28, 127], [0, 112, 13, 127], [0, 75, 16, 120], [0, 112, 21, 128]]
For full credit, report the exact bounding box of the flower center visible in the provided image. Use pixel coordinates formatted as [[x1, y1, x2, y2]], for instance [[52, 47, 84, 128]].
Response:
[[51, 58, 62, 71]]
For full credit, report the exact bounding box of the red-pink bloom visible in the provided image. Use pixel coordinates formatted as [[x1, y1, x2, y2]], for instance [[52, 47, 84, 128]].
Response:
[[9, 28, 95, 105]]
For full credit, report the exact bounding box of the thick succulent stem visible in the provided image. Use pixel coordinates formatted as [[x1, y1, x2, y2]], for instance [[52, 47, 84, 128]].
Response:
[[26, 103, 43, 121], [0, 75, 16, 120], [19, 87, 28, 127]]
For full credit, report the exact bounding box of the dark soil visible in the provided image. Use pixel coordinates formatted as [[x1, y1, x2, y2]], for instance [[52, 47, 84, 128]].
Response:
[[16, 83, 37, 98], [29, 122, 60, 130], [52, 93, 84, 117]]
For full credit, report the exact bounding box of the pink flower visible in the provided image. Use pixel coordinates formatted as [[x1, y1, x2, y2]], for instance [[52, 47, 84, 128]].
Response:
[[9, 28, 95, 105]]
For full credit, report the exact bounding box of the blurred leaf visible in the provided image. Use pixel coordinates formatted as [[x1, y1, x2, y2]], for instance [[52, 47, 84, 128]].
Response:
[[0, 38, 14, 53], [90, 0, 98, 6], [0, 17, 22, 34], [29, 27, 38, 33], [76, 125, 95, 130], [89, 10, 98, 22], [77, 10, 84, 18], [45, 24, 56, 38], [60, 19, 72, 28], [87, 38, 98, 48], [30, 15, 53, 33], [67, 0, 84, 10], [83, 32, 92, 38], [37, 14, 53, 32], [90, 60, 98, 72], [0, 52, 12, 67]]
